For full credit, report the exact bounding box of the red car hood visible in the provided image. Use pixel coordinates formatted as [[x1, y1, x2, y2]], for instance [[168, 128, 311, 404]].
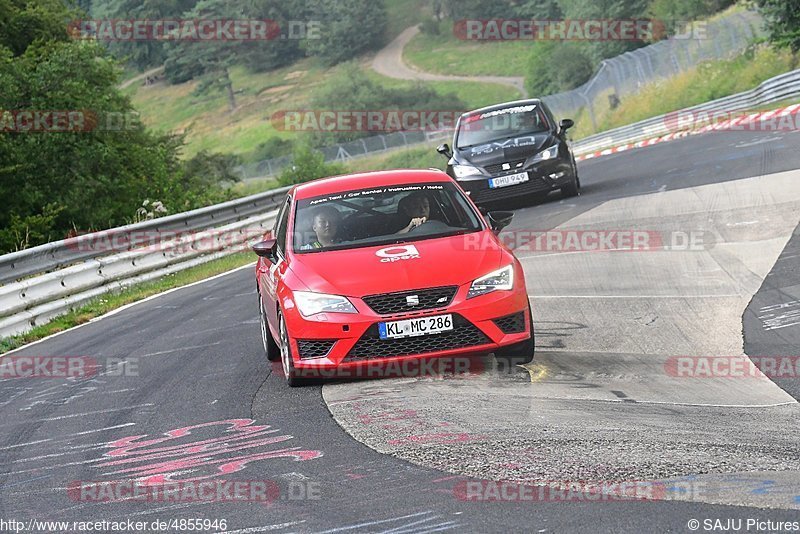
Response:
[[289, 232, 505, 297]]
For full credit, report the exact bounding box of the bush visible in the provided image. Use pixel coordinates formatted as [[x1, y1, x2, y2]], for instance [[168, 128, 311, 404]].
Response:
[[526, 42, 594, 95], [420, 19, 443, 36], [277, 143, 346, 187], [649, 0, 735, 25], [310, 63, 466, 143], [250, 138, 296, 162], [305, 0, 388, 66]]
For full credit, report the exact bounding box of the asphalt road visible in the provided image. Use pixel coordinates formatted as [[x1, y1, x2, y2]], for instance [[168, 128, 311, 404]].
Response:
[[1, 129, 800, 533]]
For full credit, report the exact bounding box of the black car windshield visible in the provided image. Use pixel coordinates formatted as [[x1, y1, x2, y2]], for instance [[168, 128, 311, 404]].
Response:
[[292, 182, 483, 253], [456, 104, 550, 149]]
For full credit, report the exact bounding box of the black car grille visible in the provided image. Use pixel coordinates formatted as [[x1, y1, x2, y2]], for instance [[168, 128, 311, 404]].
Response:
[[484, 159, 526, 176], [470, 175, 552, 203], [363, 286, 458, 316], [297, 339, 336, 359], [345, 314, 491, 361], [493, 312, 526, 334]]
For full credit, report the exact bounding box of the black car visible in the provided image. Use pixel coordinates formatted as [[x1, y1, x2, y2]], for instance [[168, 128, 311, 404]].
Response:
[[437, 99, 580, 206]]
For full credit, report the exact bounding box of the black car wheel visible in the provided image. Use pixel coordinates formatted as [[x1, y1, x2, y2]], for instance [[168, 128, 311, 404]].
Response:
[[561, 159, 581, 198], [259, 294, 279, 361]]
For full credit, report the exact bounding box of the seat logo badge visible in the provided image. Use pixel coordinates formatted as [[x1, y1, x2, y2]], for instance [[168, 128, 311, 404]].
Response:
[[376, 245, 421, 263], [406, 295, 420, 306]]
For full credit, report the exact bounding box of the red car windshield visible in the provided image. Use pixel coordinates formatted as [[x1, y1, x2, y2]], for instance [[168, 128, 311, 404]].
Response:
[[292, 182, 483, 253]]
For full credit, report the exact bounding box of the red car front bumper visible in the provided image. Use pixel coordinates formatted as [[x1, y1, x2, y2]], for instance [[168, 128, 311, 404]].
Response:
[[282, 279, 532, 374]]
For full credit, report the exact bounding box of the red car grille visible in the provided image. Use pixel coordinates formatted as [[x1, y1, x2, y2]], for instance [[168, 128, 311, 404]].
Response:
[[344, 315, 490, 360], [362, 286, 458, 315]]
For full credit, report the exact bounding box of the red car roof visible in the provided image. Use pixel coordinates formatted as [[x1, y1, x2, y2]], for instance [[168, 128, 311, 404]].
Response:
[[290, 169, 451, 200]]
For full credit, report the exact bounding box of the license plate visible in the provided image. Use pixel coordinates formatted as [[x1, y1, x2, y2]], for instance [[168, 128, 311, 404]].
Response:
[[379, 314, 454, 340], [489, 171, 529, 189]]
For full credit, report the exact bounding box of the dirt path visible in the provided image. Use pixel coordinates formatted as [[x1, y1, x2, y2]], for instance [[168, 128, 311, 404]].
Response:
[[372, 25, 527, 98], [118, 66, 165, 90]]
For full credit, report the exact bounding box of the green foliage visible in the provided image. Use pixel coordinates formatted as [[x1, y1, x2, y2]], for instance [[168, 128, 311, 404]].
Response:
[[441, 0, 513, 19], [310, 63, 465, 143], [526, 41, 594, 95], [558, 0, 650, 62], [277, 142, 345, 187], [305, 0, 388, 65], [0, 0, 240, 254], [250, 137, 295, 162], [648, 0, 734, 22], [419, 18, 442, 36], [755, 0, 800, 52], [0, 0, 72, 54]]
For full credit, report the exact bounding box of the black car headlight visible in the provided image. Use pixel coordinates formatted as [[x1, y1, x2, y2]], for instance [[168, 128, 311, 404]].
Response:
[[531, 145, 558, 163], [452, 164, 483, 178]]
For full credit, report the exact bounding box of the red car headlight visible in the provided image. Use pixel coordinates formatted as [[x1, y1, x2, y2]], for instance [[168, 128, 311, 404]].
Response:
[[467, 264, 514, 299], [294, 291, 358, 317]]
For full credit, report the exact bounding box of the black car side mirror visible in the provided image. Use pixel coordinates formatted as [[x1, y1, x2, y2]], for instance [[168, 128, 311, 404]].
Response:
[[559, 118, 574, 132], [252, 239, 278, 263], [487, 211, 514, 234], [437, 143, 453, 158]]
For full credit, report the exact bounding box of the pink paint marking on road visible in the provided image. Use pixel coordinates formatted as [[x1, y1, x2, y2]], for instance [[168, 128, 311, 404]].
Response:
[[95, 419, 322, 484]]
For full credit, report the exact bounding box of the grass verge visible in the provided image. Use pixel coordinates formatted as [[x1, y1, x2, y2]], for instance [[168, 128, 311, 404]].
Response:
[[0, 252, 256, 355], [573, 45, 798, 139]]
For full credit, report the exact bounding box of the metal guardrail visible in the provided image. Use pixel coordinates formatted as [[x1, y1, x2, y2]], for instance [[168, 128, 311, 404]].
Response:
[[0, 186, 289, 286], [0, 212, 277, 338], [571, 68, 800, 155]]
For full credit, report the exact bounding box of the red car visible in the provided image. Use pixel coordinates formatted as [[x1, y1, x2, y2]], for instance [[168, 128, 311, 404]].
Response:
[[253, 169, 534, 386]]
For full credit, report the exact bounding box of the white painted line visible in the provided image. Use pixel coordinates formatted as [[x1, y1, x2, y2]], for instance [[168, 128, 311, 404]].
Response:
[[0, 404, 155, 426]]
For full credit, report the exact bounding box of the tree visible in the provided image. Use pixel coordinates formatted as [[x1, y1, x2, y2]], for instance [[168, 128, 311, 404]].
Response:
[[558, 0, 650, 62], [103, 0, 197, 70], [526, 41, 593, 95], [305, 0, 387, 65], [277, 142, 345, 187], [0, 0, 237, 253], [755, 0, 800, 52]]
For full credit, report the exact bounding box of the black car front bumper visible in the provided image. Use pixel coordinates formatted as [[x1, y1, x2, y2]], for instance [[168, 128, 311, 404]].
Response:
[[454, 159, 574, 205]]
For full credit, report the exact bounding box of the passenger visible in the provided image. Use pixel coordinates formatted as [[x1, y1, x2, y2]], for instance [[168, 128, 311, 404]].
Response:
[[301, 206, 343, 250]]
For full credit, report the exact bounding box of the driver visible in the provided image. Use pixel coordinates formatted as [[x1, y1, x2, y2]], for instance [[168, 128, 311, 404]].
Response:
[[300, 205, 343, 250], [396, 192, 431, 234]]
